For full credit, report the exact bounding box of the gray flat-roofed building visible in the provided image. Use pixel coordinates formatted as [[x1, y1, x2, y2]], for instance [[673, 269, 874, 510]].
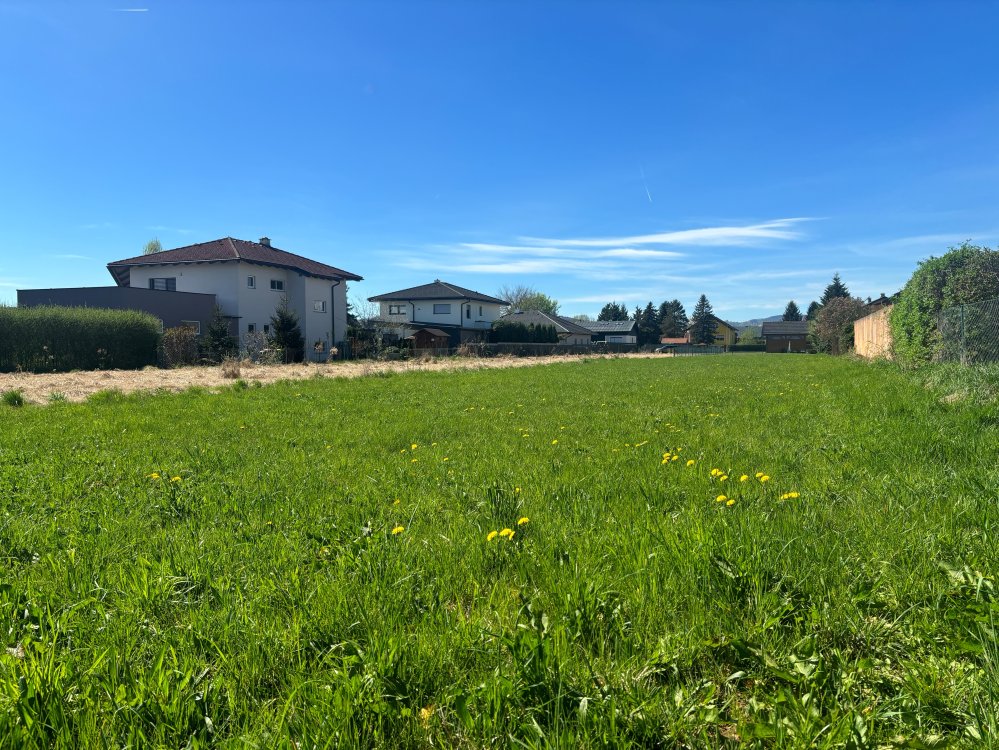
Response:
[[17, 286, 220, 334]]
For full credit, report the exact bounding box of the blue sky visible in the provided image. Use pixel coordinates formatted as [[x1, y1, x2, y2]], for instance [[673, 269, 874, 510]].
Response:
[[2, 1, 998, 320]]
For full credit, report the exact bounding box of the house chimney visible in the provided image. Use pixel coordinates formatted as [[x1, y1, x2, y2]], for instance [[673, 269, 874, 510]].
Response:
[[259, 237, 271, 247]]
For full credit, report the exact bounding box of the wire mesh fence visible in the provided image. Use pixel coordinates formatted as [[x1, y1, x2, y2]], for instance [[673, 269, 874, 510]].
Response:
[[937, 297, 999, 364]]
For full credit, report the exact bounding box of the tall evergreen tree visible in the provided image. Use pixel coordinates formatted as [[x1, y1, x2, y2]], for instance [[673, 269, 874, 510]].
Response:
[[820, 273, 850, 305], [782, 300, 803, 321], [689, 294, 717, 345], [269, 296, 306, 363], [597, 302, 629, 321], [806, 300, 821, 320], [659, 299, 688, 338], [634, 301, 658, 345]]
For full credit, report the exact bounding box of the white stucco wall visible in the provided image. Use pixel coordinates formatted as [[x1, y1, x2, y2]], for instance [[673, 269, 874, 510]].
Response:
[[378, 299, 505, 330]]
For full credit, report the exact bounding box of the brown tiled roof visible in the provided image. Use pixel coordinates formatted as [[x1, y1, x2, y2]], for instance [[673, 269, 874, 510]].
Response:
[[106, 237, 362, 286], [368, 280, 507, 305], [761, 321, 810, 336]]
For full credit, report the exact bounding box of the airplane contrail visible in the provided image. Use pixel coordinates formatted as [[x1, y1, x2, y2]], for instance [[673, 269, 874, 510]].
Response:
[[640, 166, 653, 204]]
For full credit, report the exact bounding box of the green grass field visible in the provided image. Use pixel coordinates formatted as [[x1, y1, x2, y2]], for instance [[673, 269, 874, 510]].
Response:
[[1, 355, 998, 748]]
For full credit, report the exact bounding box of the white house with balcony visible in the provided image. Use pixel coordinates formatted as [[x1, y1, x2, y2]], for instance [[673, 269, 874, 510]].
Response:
[[106, 236, 362, 356], [368, 280, 508, 345]]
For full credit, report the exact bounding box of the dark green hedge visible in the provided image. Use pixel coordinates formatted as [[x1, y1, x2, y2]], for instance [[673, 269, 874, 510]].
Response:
[[729, 344, 766, 352], [0, 306, 161, 372]]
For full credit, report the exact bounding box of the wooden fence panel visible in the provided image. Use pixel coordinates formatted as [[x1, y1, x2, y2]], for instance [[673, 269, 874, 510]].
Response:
[[854, 306, 893, 358]]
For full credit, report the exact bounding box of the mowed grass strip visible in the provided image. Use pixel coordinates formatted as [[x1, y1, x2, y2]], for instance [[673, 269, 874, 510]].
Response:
[[1, 355, 998, 748]]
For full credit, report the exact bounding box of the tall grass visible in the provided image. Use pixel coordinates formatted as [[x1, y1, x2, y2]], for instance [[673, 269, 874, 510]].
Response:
[[0, 305, 161, 372], [0, 355, 996, 747]]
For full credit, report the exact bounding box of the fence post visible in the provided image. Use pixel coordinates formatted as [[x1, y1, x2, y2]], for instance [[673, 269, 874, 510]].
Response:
[[960, 304, 966, 365]]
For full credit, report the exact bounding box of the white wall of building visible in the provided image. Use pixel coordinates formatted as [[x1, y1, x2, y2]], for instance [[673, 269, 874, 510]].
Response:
[[378, 299, 505, 330], [127, 261, 351, 352]]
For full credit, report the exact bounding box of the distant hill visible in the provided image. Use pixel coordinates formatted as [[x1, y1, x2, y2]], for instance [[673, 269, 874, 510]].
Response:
[[726, 315, 782, 330]]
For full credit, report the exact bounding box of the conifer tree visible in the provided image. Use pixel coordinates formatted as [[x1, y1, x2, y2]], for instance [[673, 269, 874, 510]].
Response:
[[659, 299, 688, 338], [782, 300, 803, 321], [268, 296, 305, 362], [806, 300, 821, 320], [689, 294, 717, 345], [820, 273, 850, 305]]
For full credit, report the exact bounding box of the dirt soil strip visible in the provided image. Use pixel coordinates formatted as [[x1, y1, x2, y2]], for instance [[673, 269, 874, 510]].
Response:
[[1, 354, 659, 405]]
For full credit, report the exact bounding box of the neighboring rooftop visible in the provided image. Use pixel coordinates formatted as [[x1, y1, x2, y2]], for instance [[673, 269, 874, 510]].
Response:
[[761, 321, 810, 335], [686, 314, 738, 331], [500, 310, 594, 336], [579, 319, 637, 334], [368, 280, 507, 305], [106, 237, 363, 286]]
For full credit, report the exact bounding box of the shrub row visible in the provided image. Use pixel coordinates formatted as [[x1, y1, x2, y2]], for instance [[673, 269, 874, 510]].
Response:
[[0, 305, 161, 372]]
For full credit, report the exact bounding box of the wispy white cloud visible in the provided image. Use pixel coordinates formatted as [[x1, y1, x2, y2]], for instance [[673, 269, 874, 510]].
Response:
[[148, 225, 196, 235], [520, 218, 814, 248]]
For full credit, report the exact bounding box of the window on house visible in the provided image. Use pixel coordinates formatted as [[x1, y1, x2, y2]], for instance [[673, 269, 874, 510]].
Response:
[[247, 324, 255, 333], [479, 305, 483, 316], [180, 320, 201, 335], [466, 306, 471, 318], [247, 275, 256, 288], [270, 279, 284, 291], [313, 300, 326, 313], [433, 303, 451, 314], [388, 304, 405, 315], [148, 277, 176, 291], [263, 324, 270, 334]]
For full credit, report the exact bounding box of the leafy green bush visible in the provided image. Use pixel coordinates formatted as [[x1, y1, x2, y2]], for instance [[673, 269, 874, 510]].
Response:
[[0, 305, 161, 373], [490, 321, 559, 343], [890, 242, 999, 364]]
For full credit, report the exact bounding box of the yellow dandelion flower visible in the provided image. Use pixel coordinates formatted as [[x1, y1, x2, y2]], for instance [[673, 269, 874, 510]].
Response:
[[419, 705, 434, 723], [719, 475, 728, 482], [170, 476, 182, 483], [710, 468, 721, 477], [499, 528, 514, 538], [393, 498, 401, 505], [759, 475, 770, 483], [755, 472, 764, 478], [739, 475, 749, 482], [432, 442, 438, 447], [147, 472, 160, 479], [514, 487, 521, 494], [551, 439, 558, 445], [400, 449, 407, 454], [661, 458, 670, 465], [486, 530, 499, 542], [726, 499, 736, 506], [442, 457, 450, 462], [672, 455, 679, 461], [517, 516, 529, 525], [392, 525, 405, 535], [788, 491, 800, 498], [686, 459, 696, 467], [716, 494, 727, 502], [410, 458, 418, 463]]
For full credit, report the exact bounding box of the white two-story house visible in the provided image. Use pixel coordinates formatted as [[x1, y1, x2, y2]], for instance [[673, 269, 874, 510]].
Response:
[[106, 237, 362, 355], [368, 280, 508, 344]]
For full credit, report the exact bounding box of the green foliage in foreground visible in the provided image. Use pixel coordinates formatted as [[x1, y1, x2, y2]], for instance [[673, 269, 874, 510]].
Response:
[[1, 356, 998, 748], [0, 305, 161, 373], [890, 242, 999, 365]]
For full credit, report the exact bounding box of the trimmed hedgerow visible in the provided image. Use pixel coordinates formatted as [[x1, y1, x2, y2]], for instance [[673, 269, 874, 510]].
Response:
[[0, 305, 161, 372]]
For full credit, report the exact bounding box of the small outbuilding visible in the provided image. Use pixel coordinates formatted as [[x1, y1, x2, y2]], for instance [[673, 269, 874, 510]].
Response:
[[761, 321, 810, 352], [407, 327, 451, 353]]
